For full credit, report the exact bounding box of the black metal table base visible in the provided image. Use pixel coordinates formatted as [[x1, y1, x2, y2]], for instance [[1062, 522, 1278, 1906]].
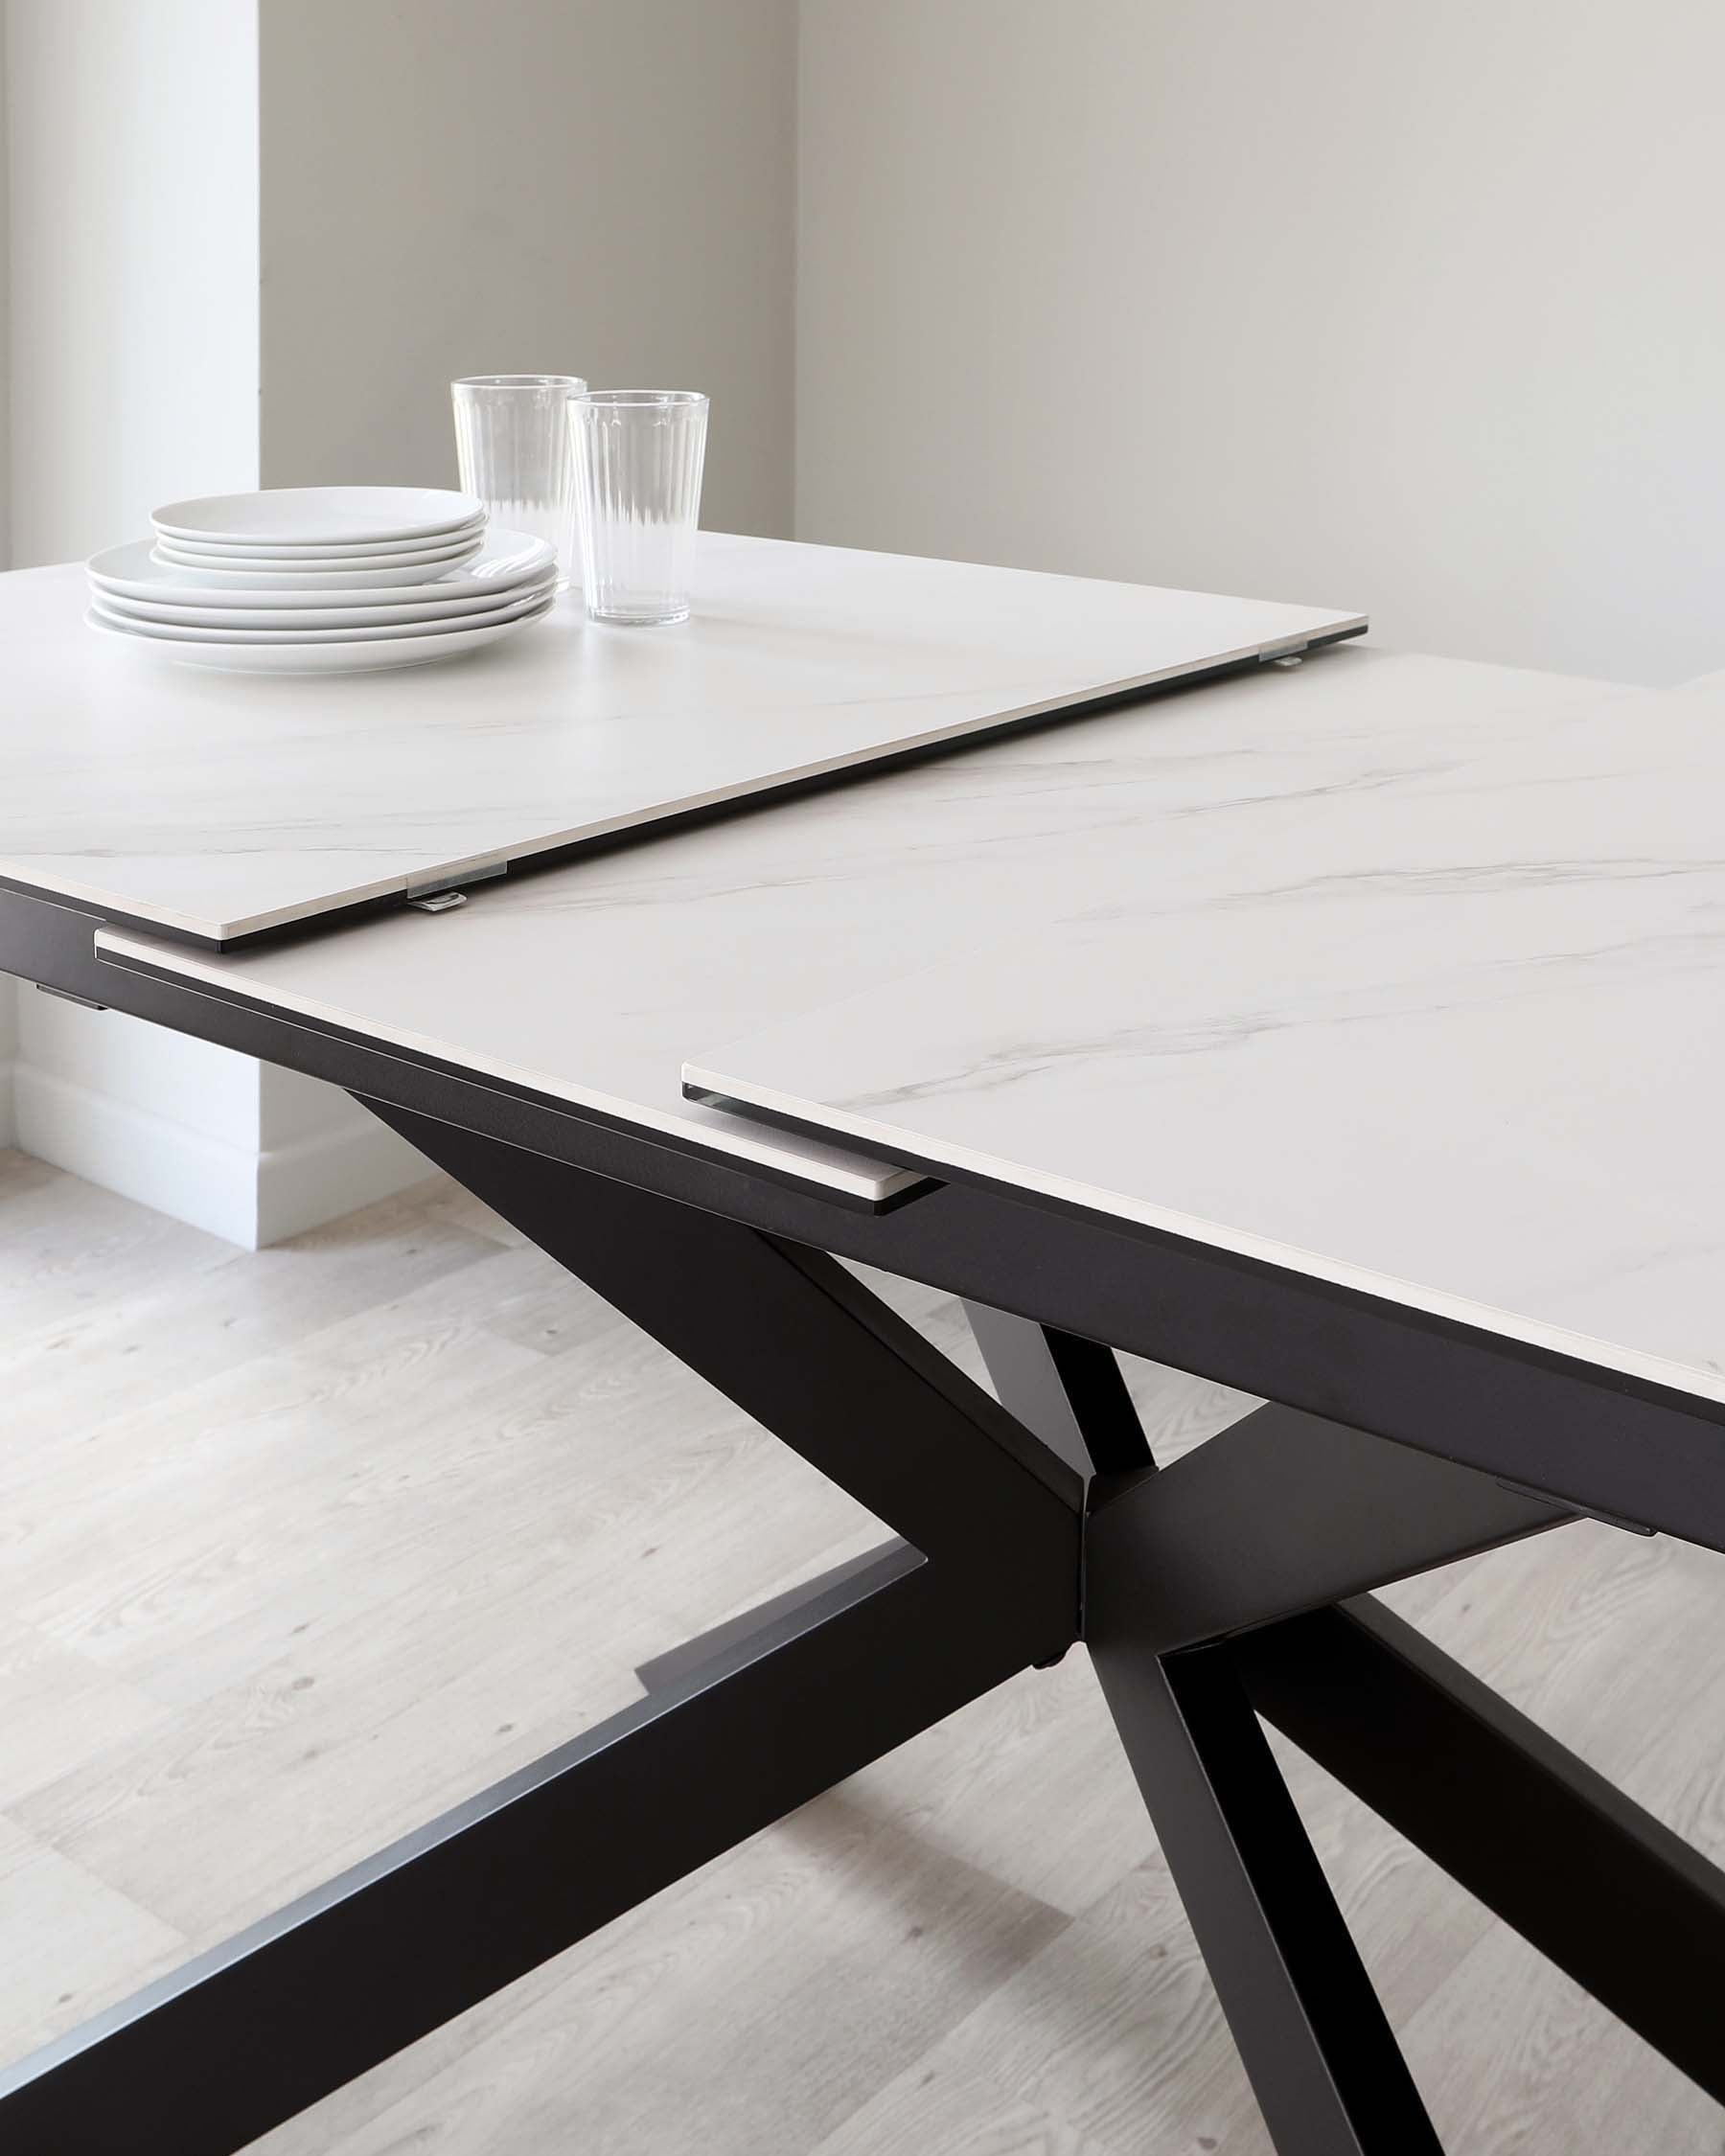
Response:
[[6, 1105, 1725, 2155]]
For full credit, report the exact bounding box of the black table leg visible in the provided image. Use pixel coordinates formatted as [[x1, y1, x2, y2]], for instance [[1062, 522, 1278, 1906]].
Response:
[[973, 1301, 1725, 2145], [1, 1132, 1084, 2156], [1238, 1597, 1725, 2104], [963, 1298, 1148, 1477], [1089, 1631, 1442, 2154], [364, 1101, 1082, 1601], [967, 1306, 1440, 2152], [634, 1538, 914, 1690], [1, 1540, 1044, 2156]]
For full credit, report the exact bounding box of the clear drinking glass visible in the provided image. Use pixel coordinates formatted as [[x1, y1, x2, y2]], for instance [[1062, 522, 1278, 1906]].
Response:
[[571, 391, 708, 625], [451, 374, 586, 582]]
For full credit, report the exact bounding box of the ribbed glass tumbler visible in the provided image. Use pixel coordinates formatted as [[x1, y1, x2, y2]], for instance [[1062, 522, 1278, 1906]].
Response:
[[571, 391, 708, 625], [450, 374, 586, 583]]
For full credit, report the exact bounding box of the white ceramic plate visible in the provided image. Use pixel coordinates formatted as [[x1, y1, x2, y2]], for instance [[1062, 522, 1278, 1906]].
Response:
[[151, 486, 485, 547], [145, 539, 489, 590], [157, 513, 486, 560], [158, 518, 485, 563], [152, 537, 483, 578], [89, 530, 557, 608], [154, 529, 482, 565], [94, 570, 557, 632], [85, 596, 555, 675], [90, 583, 555, 646]]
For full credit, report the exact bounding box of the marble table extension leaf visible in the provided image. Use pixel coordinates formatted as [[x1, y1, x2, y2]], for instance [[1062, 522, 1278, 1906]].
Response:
[[0, 534, 1361, 944], [89, 646, 1625, 1208], [684, 670, 1725, 1408]]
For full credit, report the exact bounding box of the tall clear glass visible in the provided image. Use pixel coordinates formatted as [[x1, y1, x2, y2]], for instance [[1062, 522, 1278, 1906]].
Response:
[[450, 375, 586, 583], [571, 391, 708, 625]]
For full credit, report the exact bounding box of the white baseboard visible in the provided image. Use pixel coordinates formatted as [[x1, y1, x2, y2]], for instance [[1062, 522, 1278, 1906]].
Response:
[[14, 1062, 265, 1245], [12, 1064, 432, 1249], [256, 1105, 435, 1246]]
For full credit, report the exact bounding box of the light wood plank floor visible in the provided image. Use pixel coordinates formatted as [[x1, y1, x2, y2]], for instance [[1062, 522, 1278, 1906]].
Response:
[[2, 1146, 1723, 2152]]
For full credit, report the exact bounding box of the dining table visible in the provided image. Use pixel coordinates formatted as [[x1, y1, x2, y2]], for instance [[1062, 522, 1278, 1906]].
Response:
[[2, 530, 1721, 2156]]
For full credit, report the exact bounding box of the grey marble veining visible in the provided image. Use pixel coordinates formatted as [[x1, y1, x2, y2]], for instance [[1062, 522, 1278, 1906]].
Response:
[[0, 534, 1358, 941], [95, 646, 1623, 1206], [687, 668, 1725, 1403]]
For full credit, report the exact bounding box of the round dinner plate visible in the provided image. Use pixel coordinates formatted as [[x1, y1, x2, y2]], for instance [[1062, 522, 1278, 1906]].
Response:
[[156, 516, 486, 560], [90, 582, 556, 646], [89, 531, 556, 608], [151, 532, 485, 582], [158, 519, 485, 564], [151, 486, 485, 548], [96, 570, 557, 632], [150, 538, 485, 585], [85, 595, 556, 675]]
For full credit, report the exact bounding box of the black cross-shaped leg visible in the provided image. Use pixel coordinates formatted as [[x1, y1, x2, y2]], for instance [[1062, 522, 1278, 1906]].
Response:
[[1235, 1597, 1725, 2102], [1089, 1429, 1725, 2110], [973, 1303, 1725, 2146], [968, 1307, 1439, 2153], [0, 1120, 1082, 2156], [1088, 1631, 1441, 2155]]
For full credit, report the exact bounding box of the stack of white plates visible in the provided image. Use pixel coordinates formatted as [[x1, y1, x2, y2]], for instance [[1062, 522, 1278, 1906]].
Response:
[[85, 488, 558, 674]]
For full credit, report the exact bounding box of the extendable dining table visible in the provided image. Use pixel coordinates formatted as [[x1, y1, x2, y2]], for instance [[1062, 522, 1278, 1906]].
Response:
[[3, 531, 1722, 2154]]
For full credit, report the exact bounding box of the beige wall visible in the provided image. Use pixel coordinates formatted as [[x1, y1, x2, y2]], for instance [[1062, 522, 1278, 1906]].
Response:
[[259, 0, 798, 538], [795, 0, 1725, 685], [0, 14, 9, 574], [1, 0, 261, 1173], [4, 0, 260, 567]]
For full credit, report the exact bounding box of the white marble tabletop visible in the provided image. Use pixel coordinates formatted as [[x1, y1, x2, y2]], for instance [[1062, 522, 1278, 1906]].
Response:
[[686, 668, 1725, 1406], [0, 534, 1358, 942], [96, 645, 1624, 1207]]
